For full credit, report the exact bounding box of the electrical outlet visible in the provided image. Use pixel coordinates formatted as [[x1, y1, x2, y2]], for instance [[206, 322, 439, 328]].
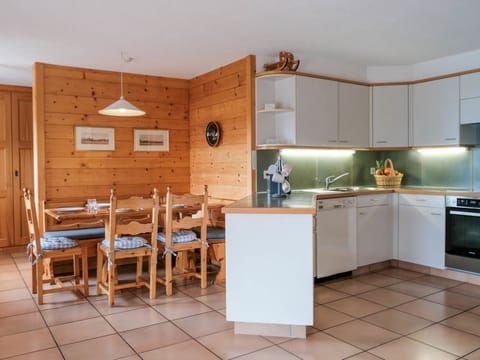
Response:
[[370, 167, 376, 175]]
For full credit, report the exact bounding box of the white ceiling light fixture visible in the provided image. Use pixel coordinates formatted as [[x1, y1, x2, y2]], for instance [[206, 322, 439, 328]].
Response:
[[98, 52, 146, 117]]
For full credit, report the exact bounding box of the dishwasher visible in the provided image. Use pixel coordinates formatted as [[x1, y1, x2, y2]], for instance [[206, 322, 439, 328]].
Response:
[[316, 197, 357, 278]]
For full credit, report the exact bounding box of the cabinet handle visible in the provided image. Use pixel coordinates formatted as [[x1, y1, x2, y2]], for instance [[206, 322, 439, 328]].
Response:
[[415, 199, 426, 202], [444, 137, 457, 141], [338, 140, 349, 144], [358, 212, 367, 215], [431, 212, 442, 216], [369, 198, 378, 202], [328, 140, 337, 143], [375, 140, 388, 144]]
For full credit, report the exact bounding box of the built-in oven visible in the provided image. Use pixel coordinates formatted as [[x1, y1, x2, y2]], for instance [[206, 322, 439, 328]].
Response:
[[445, 196, 480, 273]]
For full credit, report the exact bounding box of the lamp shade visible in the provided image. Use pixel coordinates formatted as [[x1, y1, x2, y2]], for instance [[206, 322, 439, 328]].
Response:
[[98, 96, 146, 117]]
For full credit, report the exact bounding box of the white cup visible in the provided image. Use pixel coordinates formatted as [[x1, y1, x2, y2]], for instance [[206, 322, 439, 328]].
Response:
[[87, 199, 97, 214], [271, 172, 285, 183]]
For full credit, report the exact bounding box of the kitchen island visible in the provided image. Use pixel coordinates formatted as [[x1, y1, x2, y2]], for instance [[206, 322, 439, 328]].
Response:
[[223, 192, 316, 338]]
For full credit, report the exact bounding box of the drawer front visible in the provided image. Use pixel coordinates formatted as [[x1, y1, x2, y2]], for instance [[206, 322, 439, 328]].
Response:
[[398, 193, 445, 207], [357, 194, 390, 207]]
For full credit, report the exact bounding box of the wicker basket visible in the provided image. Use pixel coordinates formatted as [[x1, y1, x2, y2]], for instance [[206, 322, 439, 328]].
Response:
[[374, 158, 403, 187]]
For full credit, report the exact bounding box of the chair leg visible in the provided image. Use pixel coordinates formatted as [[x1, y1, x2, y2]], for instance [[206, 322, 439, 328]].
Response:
[[31, 261, 37, 294], [73, 254, 80, 285], [96, 244, 103, 295], [200, 244, 207, 289], [136, 256, 143, 285], [37, 258, 44, 305], [165, 252, 173, 296], [81, 247, 89, 297], [149, 253, 157, 299], [108, 263, 116, 306]]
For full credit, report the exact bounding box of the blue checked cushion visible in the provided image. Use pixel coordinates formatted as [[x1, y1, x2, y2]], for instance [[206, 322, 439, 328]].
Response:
[[157, 230, 197, 243], [39, 237, 78, 250], [101, 236, 148, 250]]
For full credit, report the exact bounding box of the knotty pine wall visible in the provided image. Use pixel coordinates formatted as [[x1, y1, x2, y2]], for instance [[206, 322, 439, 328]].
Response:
[[189, 55, 255, 200], [33, 63, 190, 229]]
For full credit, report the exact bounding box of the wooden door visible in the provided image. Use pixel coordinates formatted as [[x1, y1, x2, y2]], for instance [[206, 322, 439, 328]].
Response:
[[12, 92, 33, 246], [0, 91, 13, 247]]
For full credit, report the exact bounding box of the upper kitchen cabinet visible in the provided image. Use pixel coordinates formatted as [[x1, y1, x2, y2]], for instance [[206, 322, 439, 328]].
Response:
[[338, 82, 369, 147], [460, 72, 480, 124], [371, 85, 409, 148], [412, 76, 475, 146]]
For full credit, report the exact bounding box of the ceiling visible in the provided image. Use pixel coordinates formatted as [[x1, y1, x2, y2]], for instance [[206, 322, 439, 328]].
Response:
[[2, 0, 480, 86]]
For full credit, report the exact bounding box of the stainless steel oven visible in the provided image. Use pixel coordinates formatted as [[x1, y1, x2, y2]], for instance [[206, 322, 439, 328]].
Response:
[[445, 196, 480, 273]]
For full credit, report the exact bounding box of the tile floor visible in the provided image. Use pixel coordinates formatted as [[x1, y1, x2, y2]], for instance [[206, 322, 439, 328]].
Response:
[[3, 253, 480, 359]]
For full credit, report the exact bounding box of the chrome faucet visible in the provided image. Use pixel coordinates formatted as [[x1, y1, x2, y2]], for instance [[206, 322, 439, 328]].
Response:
[[325, 172, 350, 190]]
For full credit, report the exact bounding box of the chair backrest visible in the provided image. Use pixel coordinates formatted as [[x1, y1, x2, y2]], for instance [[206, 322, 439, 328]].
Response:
[[22, 188, 42, 252], [107, 188, 160, 248], [164, 185, 208, 246]]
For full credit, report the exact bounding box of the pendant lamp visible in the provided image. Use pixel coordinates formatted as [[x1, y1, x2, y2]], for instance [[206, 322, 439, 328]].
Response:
[[99, 55, 145, 117]]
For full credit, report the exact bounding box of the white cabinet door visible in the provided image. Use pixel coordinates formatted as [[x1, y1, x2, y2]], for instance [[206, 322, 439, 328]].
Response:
[[357, 195, 393, 267], [372, 85, 409, 147], [296, 76, 338, 146], [338, 83, 370, 147], [398, 201, 445, 269], [412, 77, 460, 146], [460, 73, 480, 125]]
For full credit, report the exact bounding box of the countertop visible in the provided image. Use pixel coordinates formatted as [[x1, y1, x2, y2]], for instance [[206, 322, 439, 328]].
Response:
[[223, 186, 480, 214]]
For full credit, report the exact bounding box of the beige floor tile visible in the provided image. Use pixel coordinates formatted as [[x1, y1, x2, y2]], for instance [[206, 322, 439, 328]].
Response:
[[324, 279, 377, 295], [6, 347, 64, 360], [313, 305, 355, 330], [363, 308, 432, 335], [354, 273, 403, 287], [376, 268, 425, 280], [413, 275, 463, 289], [357, 288, 416, 307], [0, 328, 56, 358], [35, 290, 87, 310], [140, 339, 220, 360], [0, 264, 18, 272], [395, 299, 462, 322], [49, 316, 115, 345], [263, 335, 295, 345], [325, 296, 386, 317], [116, 355, 141, 360], [0, 278, 26, 291], [386, 281, 440, 297], [154, 297, 211, 320], [178, 284, 226, 298], [424, 290, 480, 310], [41, 302, 99, 326], [0, 288, 31, 303], [409, 323, 480, 356], [314, 286, 350, 304], [60, 334, 135, 360], [198, 329, 272, 359], [121, 321, 190, 353], [279, 331, 361, 360], [131, 287, 191, 305], [369, 337, 457, 360], [195, 292, 226, 310], [0, 271, 23, 282], [450, 283, 480, 298], [234, 345, 301, 360], [0, 298, 37, 318], [465, 347, 480, 359], [469, 305, 480, 316], [105, 306, 167, 332], [442, 312, 480, 336], [91, 291, 147, 315], [324, 319, 400, 350], [0, 311, 45, 337], [345, 352, 383, 359], [173, 310, 233, 337]]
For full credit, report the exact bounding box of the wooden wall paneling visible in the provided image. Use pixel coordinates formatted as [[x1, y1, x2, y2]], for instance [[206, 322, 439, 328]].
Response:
[[12, 91, 33, 245], [0, 91, 13, 247], [189, 55, 255, 200]]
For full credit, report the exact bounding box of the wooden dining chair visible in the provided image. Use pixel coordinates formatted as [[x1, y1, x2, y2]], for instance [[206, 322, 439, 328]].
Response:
[[22, 188, 89, 305], [96, 188, 159, 305], [157, 185, 208, 296]]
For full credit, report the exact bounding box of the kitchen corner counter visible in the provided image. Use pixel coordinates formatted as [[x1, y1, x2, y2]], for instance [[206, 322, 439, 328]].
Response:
[[223, 193, 316, 214]]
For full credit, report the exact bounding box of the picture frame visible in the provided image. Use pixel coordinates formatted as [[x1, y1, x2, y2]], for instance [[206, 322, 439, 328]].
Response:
[[75, 126, 115, 151], [134, 129, 169, 152]]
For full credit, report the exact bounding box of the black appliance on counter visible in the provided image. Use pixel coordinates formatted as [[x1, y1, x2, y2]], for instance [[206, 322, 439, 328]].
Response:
[[446, 196, 480, 273]]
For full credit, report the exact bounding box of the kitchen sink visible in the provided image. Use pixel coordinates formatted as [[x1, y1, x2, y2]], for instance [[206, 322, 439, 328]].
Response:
[[301, 186, 379, 194]]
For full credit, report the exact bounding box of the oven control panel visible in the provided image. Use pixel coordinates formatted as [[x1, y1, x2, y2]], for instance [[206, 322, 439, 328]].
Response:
[[446, 196, 480, 208]]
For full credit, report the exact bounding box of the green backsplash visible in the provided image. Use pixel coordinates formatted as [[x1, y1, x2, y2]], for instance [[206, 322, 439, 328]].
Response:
[[256, 148, 477, 192]]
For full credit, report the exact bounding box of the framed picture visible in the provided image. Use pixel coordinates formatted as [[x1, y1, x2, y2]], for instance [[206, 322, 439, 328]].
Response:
[[134, 129, 169, 152], [75, 126, 115, 151]]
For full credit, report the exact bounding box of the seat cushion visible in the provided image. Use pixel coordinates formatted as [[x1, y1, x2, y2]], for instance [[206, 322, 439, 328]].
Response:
[[157, 230, 197, 243], [39, 237, 79, 250], [44, 227, 105, 240], [101, 236, 148, 250], [192, 226, 225, 240]]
